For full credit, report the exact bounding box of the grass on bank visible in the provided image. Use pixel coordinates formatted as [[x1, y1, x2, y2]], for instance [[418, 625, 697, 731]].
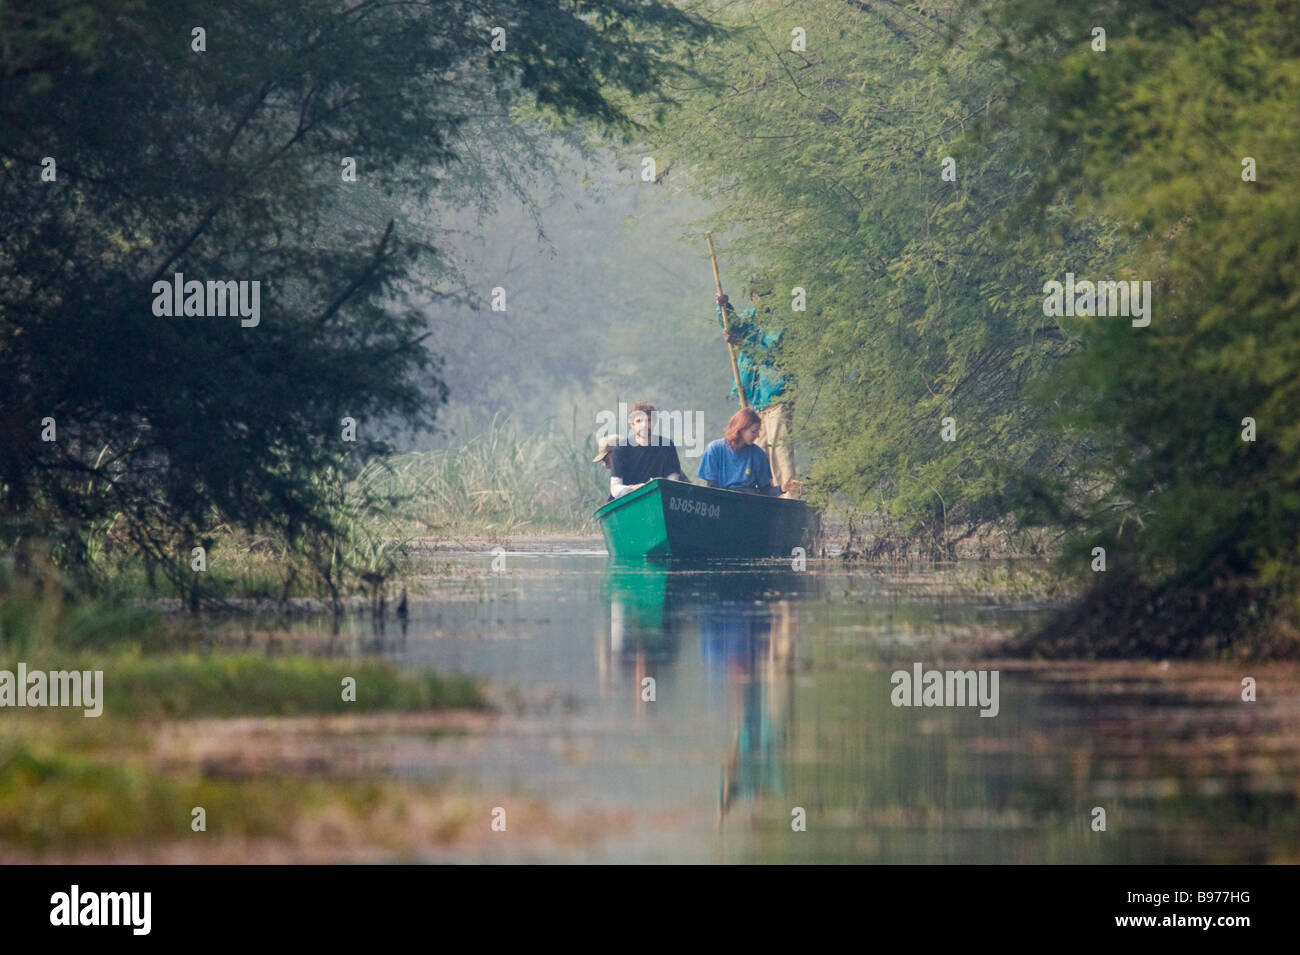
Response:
[[0, 569, 488, 717], [97, 653, 485, 719], [0, 567, 491, 855], [0, 646, 489, 854], [0, 717, 503, 855], [60, 412, 606, 605]]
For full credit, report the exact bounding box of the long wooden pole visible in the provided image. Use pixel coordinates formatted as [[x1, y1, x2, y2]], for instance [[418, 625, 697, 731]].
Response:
[[705, 232, 750, 410]]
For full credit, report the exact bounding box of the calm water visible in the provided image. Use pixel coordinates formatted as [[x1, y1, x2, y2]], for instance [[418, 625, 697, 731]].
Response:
[[278, 553, 1299, 863]]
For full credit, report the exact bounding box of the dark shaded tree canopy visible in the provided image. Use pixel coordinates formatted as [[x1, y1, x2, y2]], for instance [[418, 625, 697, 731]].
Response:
[[0, 0, 713, 588]]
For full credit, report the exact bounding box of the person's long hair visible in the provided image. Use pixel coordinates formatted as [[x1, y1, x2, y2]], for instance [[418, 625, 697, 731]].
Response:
[[724, 407, 761, 451]]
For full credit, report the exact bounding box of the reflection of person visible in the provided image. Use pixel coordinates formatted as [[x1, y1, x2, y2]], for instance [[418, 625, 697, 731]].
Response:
[[699, 599, 789, 815], [698, 408, 802, 496], [716, 289, 795, 490], [609, 401, 685, 499]]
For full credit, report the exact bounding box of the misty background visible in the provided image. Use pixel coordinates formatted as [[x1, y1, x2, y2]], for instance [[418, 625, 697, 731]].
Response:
[[347, 141, 745, 461]]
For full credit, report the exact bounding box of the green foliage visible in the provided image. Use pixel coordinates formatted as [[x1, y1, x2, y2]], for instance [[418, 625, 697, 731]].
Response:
[[0, 558, 173, 654], [0, 737, 298, 849], [0, 729, 419, 851], [94, 653, 486, 718], [982, 0, 1300, 622], [646, 0, 1300, 649], [0, 0, 714, 593], [388, 411, 607, 535], [647, 0, 1102, 552]]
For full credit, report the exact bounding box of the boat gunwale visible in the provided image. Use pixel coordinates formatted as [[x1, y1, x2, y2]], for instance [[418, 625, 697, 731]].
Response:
[[593, 477, 808, 522]]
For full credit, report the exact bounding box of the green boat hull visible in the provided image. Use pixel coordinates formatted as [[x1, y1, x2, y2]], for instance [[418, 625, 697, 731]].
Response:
[[595, 478, 814, 560]]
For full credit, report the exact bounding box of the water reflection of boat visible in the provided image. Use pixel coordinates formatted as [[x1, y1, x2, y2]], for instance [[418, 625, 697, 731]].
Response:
[[600, 562, 803, 812], [595, 478, 815, 559], [604, 564, 680, 659], [599, 563, 685, 708]]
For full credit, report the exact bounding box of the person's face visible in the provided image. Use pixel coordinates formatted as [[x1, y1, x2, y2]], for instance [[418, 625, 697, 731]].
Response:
[[741, 421, 761, 446], [629, 411, 652, 441]]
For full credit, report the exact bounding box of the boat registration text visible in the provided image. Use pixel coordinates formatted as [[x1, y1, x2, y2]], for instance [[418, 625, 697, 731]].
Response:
[[667, 496, 721, 519]]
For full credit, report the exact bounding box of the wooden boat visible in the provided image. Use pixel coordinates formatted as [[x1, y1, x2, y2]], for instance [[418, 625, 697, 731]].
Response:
[[595, 478, 814, 560]]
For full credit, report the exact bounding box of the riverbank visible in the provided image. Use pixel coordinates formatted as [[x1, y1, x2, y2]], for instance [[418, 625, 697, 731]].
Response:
[[4, 554, 1298, 862], [8, 644, 1298, 862], [0, 654, 490, 859]]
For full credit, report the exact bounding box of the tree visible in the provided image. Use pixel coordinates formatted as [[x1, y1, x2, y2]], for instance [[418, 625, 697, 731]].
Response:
[[0, 0, 712, 595], [647, 0, 1102, 555], [980, 0, 1300, 654]]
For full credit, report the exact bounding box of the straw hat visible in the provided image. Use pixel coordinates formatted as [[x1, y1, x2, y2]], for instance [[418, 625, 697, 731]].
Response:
[[591, 433, 622, 463]]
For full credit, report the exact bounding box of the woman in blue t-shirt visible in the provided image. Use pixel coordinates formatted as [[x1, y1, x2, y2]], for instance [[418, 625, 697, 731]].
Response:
[[698, 408, 802, 496]]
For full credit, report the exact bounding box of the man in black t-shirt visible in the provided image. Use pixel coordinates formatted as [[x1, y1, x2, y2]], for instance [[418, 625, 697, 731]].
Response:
[[609, 401, 686, 499]]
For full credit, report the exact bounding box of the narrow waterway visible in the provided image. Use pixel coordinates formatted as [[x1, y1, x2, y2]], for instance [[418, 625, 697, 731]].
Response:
[[255, 551, 1299, 863]]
